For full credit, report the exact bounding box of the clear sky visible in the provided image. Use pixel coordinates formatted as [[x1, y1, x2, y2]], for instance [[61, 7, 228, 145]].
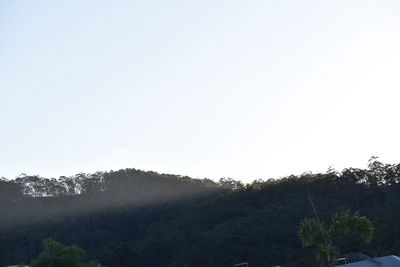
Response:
[[1, 1, 400, 182]]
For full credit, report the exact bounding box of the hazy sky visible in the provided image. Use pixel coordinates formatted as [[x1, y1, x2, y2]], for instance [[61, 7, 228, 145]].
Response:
[[1, 1, 400, 182]]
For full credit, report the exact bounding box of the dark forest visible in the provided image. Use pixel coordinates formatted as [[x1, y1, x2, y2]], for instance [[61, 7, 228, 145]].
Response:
[[1, 158, 399, 266]]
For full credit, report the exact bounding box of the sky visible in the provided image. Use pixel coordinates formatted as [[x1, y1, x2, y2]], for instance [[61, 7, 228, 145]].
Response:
[[1, 1, 400, 182]]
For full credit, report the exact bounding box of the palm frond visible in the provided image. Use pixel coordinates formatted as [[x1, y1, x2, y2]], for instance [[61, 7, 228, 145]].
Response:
[[329, 210, 374, 243], [298, 218, 324, 247]]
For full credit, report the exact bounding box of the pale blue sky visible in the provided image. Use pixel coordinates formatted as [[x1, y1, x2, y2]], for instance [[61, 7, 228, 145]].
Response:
[[1, 1, 400, 182]]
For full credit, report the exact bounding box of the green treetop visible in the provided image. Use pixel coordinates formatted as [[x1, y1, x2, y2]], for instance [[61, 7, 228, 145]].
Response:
[[31, 239, 98, 267]]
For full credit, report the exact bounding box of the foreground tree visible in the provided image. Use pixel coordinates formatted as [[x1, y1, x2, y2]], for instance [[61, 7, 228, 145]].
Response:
[[298, 211, 374, 267], [30, 239, 98, 267]]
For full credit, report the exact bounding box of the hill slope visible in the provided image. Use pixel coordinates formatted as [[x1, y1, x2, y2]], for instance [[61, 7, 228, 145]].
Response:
[[0, 160, 399, 266]]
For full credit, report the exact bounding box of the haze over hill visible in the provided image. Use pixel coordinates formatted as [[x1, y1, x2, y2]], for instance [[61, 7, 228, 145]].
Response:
[[0, 158, 399, 266], [1, 2, 400, 266]]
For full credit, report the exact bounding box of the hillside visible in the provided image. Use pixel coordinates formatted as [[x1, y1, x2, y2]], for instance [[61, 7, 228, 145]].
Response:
[[0, 159, 399, 266]]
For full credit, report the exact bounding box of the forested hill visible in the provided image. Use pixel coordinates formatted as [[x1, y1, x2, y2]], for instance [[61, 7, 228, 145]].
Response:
[[1, 159, 400, 267], [0, 169, 229, 229]]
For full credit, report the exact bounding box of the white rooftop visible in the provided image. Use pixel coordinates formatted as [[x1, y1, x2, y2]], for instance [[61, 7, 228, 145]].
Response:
[[338, 255, 400, 267]]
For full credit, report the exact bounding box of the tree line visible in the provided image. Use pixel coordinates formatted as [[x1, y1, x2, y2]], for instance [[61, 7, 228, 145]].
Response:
[[0, 158, 399, 266]]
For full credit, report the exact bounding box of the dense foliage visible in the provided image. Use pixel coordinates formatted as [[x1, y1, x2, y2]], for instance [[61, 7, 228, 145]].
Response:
[[30, 239, 98, 267], [0, 158, 399, 266]]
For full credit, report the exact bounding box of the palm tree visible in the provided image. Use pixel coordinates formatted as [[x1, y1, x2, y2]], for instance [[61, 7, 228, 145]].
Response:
[[298, 210, 374, 267]]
